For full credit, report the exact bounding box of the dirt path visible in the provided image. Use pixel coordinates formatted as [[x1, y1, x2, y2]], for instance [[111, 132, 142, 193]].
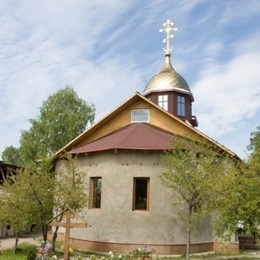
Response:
[[0, 233, 42, 250]]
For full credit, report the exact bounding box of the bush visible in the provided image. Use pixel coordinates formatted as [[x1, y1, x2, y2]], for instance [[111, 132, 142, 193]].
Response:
[[27, 249, 36, 260]]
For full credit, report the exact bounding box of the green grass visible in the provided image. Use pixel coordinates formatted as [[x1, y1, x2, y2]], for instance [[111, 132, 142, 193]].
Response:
[[0, 243, 64, 260], [0, 243, 37, 260]]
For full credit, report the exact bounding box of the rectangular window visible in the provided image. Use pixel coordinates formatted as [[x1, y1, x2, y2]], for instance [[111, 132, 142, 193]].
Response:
[[131, 109, 149, 123], [133, 178, 150, 211], [177, 96, 185, 116], [89, 177, 102, 209], [158, 95, 168, 111]]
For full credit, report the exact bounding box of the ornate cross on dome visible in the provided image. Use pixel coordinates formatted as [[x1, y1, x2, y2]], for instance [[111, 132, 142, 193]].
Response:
[[159, 20, 177, 55]]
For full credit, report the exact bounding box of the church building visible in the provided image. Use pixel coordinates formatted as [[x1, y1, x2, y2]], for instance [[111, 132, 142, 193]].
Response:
[[54, 20, 239, 255]]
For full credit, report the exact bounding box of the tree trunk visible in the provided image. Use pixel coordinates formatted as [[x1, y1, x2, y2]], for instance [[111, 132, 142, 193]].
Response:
[[13, 235, 19, 254], [42, 223, 48, 242], [52, 226, 59, 252], [186, 205, 192, 260], [51, 214, 63, 252]]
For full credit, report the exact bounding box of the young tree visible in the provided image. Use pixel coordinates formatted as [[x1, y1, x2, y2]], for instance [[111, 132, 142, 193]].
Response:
[[0, 154, 87, 253], [1, 86, 95, 165], [160, 140, 234, 260], [50, 153, 88, 251], [0, 184, 34, 254], [0, 159, 55, 252], [54, 154, 87, 210]]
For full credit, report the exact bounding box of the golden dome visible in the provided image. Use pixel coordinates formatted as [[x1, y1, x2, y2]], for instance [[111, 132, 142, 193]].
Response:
[[144, 55, 192, 96]]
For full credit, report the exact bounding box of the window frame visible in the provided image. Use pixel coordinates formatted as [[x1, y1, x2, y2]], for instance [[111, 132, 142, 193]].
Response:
[[133, 177, 150, 211], [158, 94, 168, 111], [177, 95, 185, 116], [89, 177, 102, 209], [131, 109, 150, 123]]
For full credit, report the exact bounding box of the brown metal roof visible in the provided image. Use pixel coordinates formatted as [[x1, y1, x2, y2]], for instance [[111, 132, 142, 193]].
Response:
[[70, 123, 179, 154]]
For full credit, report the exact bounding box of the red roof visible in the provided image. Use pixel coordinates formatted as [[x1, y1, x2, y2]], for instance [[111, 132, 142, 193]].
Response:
[[70, 123, 179, 154]]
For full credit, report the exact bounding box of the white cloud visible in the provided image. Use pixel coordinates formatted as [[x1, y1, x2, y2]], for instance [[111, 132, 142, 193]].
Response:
[[219, 0, 260, 25], [193, 42, 260, 138]]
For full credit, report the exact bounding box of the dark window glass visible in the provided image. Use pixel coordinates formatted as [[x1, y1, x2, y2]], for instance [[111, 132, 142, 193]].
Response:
[[133, 178, 149, 211], [89, 177, 102, 208]]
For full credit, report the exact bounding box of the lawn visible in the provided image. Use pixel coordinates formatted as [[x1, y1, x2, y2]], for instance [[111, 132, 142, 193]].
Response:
[[0, 243, 63, 260], [0, 243, 37, 260]]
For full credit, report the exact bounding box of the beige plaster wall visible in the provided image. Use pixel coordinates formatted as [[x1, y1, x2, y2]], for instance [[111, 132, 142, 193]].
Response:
[[55, 150, 213, 245]]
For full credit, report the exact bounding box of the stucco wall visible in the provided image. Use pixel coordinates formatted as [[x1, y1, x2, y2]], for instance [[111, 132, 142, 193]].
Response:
[[55, 150, 213, 246]]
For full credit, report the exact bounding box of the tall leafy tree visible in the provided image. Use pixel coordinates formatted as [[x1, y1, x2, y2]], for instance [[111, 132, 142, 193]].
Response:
[[212, 126, 260, 242], [160, 140, 235, 260], [2, 86, 95, 165]]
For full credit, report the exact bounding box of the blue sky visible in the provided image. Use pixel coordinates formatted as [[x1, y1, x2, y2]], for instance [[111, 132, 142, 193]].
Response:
[[0, 0, 259, 160]]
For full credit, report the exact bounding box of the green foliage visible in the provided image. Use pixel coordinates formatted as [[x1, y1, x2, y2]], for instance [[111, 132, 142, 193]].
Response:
[[54, 153, 87, 211], [161, 140, 226, 216], [206, 161, 241, 240], [217, 127, 260, 240], [247, 125, 260, 154], [0, 153, 88, 250], [26, 249, 36, 260], [1, 146, 22, 166], [160, 139, 237, 259], [211, 126, 260, 240], [0, 86, 93, 246], [247, 126, 260, 179], [161, 128, 260, 246], [1, 85, 95, 165], [0, 159, 55, 240]]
